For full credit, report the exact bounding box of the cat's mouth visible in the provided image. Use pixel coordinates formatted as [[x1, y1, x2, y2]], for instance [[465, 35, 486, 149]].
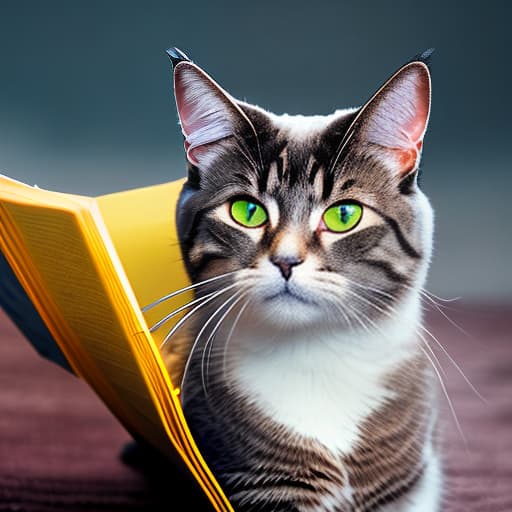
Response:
[[252, 282, 327, 328], [264, 284, 316, 305]]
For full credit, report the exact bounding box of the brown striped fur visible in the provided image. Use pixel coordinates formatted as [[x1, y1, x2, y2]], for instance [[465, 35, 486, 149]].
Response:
[[174, 341, 436, 511], [162, 52, 439, 510]]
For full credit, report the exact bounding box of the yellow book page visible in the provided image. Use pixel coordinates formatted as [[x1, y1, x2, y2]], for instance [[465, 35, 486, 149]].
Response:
[[95, 179, 191, 349], [0, 186, 170, 450], [97, 180, 232, 510], [0, 176, 233, 512]]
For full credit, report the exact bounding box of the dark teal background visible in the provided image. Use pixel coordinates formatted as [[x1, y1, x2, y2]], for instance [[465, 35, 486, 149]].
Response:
[[0, 0, 510, 299]]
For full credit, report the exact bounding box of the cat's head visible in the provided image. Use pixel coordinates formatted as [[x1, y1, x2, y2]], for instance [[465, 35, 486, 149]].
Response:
[[172, 52, 434, 331]]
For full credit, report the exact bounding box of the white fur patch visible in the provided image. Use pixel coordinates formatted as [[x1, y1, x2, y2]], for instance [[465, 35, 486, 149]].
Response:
[[273, 230, 302, 258], [229, 293, 422, 455], [309, 205, 325, 233], [414, 190, 434, 287], [268, 108, 358, 140], [263, 195, 280, 229]]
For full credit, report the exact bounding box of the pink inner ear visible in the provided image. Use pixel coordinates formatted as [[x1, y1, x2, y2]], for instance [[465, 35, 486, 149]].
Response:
[[396, 67, 430, 175], [174, 62, 236, 168], [364, 63, 431, 176], [393, 86, 429, 175], [183, 139, 199, 166], [392, 147, 419, 175], [406, 89, 430, 145]]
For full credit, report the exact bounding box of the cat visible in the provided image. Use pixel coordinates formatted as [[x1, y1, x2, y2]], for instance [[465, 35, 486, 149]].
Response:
[[162, 48, 441, 512]]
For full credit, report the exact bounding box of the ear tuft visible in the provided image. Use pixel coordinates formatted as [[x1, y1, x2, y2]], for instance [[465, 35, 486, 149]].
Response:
[[166, 46, 192, 68], [412, 48, 434, 68]]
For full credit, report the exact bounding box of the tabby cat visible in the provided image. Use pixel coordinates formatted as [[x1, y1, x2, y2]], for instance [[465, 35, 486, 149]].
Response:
[[163, 48, 441, 511]]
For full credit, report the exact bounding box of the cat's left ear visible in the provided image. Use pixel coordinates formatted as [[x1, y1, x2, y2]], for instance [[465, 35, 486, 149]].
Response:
[[350, 58, 431, 178], [173, 61, 257, 170]]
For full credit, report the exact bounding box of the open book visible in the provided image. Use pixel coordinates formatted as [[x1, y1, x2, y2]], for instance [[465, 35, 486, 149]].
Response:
[[0, 174, 233, 511]]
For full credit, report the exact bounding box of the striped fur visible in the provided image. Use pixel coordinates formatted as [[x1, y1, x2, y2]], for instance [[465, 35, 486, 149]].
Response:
[[164, 56, 440, 510]]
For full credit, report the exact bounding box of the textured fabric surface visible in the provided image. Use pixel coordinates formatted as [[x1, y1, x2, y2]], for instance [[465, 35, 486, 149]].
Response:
[[0, 305, 510, 511]]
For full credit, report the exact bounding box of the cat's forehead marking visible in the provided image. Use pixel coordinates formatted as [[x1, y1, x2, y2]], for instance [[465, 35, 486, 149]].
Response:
[[309, 206, 324, 233], [263, 195, 280, 229], [258, 148, 287, 193], [279, 146, 289, 183], [340, 179, 356, 192], [257, 109, 357, 194], [268, 110, 357, 138], [266, 160, 279, 191], [306, 155, 324, 200], [262, 153, 326, 210], [306, 155, 320, 183]]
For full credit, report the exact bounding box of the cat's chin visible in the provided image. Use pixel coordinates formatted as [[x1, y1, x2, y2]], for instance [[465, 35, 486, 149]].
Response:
[[249, 291, 329, 331]]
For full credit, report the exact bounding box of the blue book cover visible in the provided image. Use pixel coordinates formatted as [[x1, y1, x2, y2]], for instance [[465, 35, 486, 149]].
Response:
[[0, 250, 73, 373]]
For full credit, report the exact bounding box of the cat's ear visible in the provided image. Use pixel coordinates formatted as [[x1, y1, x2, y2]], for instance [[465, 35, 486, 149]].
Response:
[[351, 59, 431, 177], [173, 61, 255, 169]]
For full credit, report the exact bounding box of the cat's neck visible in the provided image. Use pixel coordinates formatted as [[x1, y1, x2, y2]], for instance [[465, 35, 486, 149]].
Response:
[[226, 294, 423, 454]]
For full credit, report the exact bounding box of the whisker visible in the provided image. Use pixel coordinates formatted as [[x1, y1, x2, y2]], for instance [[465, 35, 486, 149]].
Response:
[[343, 284, 478, 444], [222, 298, 251, 383], [417, 291, 485, 402], [349, 300, 389, 335], [318, 287, 356, 330], [418, 344, 468, 448], [202, 292, 247, 396], [159, 282, 238, 349], [180, 291, 241, 396], [419, 324, 487, 404], [332, 299, 354, 330], [416, 329, 447, 378], [317, 285, 374, 333], [343, 276, 400, 303], [316, 274, 401, 318], [334, 300, 372, 336], [421, 288, 461, 303], [233, 134, 260, 174], [232, 106, 265, 174], [392, 283, 469, 337], [418, 289, 473, 339], [345, 303, 369, 335], [343, 286, 397, 323], [315, 278, 469, 450], [326, 128, 355, 178], [149, 290, 217, 332], [142, 270, 237, 311]]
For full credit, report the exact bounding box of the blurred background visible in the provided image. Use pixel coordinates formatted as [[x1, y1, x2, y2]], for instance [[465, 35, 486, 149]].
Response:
[[0, 0, 510, 301]]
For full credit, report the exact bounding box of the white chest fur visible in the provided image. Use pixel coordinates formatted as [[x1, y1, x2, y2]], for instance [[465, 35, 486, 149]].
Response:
[[230, 297, 421, 455]]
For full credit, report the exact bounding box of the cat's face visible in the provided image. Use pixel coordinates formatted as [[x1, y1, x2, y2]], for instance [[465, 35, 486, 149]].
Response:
[[173, 58, 433, 332]]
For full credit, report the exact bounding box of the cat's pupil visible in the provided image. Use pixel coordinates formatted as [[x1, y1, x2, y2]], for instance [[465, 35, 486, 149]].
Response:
[[340, 205, 354, 224], [246, 202, 257, 222]]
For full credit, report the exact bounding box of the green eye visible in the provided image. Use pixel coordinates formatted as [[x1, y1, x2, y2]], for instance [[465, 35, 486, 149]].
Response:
[[323, 202, 362, 233], [230, 199, 268, 228]]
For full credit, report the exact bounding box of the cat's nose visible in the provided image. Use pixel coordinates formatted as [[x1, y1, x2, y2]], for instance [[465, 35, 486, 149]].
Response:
[[270, 255, 303, 281]]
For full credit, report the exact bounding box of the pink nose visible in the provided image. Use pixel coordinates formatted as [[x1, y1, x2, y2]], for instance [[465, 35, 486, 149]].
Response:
[[269, 255, 304, 280]]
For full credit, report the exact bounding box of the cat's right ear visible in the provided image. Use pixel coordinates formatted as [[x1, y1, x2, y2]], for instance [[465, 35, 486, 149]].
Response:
[[344, 57, 432, 179], [173, 61, 255, 170]]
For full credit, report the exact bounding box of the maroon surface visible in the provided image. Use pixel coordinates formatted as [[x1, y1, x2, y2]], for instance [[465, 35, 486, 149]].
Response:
[[0, 310, 209, 511], [0, 305, 511, 511]]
